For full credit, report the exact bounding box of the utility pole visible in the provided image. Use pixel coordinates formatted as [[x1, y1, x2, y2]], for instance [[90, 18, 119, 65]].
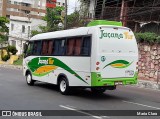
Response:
[[64, 0, 67, 30], [94, 0, 97, 19], [101, 0, 106, 19]]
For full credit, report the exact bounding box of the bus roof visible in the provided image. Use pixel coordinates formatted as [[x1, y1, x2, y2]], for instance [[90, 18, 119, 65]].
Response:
[[30, 27, 90, 41], [30, 25, 128, 41], [87, 20, 122, 27]]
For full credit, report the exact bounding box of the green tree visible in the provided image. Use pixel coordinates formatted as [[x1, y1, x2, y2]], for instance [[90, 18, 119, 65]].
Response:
[[43, 7, 64, 31], [0, 17, 9, 43], [67, 10, 85, 29], [31, 6, 64, 36]]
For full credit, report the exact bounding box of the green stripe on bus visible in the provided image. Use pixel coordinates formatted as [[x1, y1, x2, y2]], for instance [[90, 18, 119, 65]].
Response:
[[91, 72, 138, 86], [27, 57, 88, 84]]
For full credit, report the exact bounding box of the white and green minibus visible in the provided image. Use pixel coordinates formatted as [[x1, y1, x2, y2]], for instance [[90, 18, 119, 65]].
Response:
[[23, 20, 138, 95]]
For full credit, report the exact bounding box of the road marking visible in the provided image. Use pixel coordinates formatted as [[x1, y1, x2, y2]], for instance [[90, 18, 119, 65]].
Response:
[[59, 105, 110, 119], [122, 100, 160, 110], [59, 105, 76, 111], [125, 85, 160, 92]]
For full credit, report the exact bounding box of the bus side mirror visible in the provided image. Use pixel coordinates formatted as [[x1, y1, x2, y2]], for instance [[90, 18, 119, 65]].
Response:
[[23, 43, 28, 54]]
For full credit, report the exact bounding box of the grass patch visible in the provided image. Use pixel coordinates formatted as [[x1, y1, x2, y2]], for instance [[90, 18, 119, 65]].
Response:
[[13, 56, 23, 65]]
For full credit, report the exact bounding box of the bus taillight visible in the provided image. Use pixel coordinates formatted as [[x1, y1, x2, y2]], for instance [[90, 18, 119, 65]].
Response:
[[96, 62, 100, 65]]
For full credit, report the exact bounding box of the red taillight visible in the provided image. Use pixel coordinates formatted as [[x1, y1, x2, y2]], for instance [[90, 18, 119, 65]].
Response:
[[96, 62, 100, 65]]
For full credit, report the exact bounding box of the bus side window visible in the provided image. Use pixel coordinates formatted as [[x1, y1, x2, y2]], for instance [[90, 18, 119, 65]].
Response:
[[32, 41, 41, 55], [74, 38, 82, 56], [42, 41, 49, 55], [26, 42, 33, 56], [53, 39, 66, 56], [67, 37, 82, 56], [81, 36, 91, 56], [66, 39, 75, 56], [48, 40, 53, 55]]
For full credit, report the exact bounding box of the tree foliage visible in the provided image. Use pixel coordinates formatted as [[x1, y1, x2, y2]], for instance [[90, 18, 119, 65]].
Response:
[[43, 7, 64, 32], [7, 45, 18, 55], [0, 17, 9, 42], [67, 10, 85, 29]]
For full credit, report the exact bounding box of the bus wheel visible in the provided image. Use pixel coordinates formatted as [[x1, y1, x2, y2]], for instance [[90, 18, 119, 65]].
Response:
[[26, 72, 34, 86], [91, 87, 106, 94], [59, 77, 70, 95], [107, 86, 116, 90]]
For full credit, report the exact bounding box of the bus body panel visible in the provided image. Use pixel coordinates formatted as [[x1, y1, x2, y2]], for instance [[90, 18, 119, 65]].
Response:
[[23, 27, 92, 86], [23, 56, 91, 86], [90, 26, 138, 86], [23, 25, 138, 88]]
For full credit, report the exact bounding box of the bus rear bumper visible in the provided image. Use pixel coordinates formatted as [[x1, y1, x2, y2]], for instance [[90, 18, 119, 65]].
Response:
[[91, 72, 138, 86]]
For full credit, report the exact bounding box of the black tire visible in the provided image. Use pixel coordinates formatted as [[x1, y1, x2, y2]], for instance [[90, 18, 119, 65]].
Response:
[[26, 72, 34, 86], [91, 87, 106, 94], [107, 86, 116, 90], [59, 77, 70, 95]]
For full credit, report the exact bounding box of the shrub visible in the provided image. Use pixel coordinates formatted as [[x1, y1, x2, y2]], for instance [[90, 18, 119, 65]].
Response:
[[1, 49, 4, 59], [7, 45, 18, 55], [135, 32, 158, 43], [2, 54, 10, 61]]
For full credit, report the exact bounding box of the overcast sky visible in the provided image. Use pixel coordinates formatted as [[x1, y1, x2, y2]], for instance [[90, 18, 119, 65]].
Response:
[[68, 0, 80, 14]]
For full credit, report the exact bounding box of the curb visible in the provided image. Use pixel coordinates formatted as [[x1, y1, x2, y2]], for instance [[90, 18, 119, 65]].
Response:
[[0, 64, 22, 70], [136, 80, 160, 90]]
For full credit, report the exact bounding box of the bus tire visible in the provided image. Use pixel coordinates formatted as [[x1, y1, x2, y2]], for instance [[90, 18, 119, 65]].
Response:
[[26, 72, 34, 86], [59, 77, 70, 95], [107, 86, 116, 90], [91, 87, 106, 94]]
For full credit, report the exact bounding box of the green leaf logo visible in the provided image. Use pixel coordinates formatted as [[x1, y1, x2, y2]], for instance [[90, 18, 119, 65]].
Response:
[[103, 60, 133, 69]]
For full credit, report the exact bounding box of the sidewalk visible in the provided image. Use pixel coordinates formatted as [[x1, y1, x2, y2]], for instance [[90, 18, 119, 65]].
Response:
[[0, 64, 22, 70], [136, 80, 160, 90]]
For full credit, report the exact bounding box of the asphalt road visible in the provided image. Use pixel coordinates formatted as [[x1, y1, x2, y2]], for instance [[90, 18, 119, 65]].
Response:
[[0, 67, 160, 119]]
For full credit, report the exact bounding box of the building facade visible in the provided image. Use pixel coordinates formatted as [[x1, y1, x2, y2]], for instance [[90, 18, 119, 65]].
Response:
[[56, 0, 65, 7], [0, 0, 47, 54], [46, 0, 65, 8], [0, 0, 65, 54]]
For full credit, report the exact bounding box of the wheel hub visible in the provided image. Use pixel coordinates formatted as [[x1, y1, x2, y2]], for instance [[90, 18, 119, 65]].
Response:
[[27, 75, 31, 83], [60, 80, 66, 92]]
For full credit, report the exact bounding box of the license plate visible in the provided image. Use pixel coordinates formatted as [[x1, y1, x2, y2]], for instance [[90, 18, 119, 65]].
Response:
[[125, 70, 134, 77], [115, 81, 123, 85]]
